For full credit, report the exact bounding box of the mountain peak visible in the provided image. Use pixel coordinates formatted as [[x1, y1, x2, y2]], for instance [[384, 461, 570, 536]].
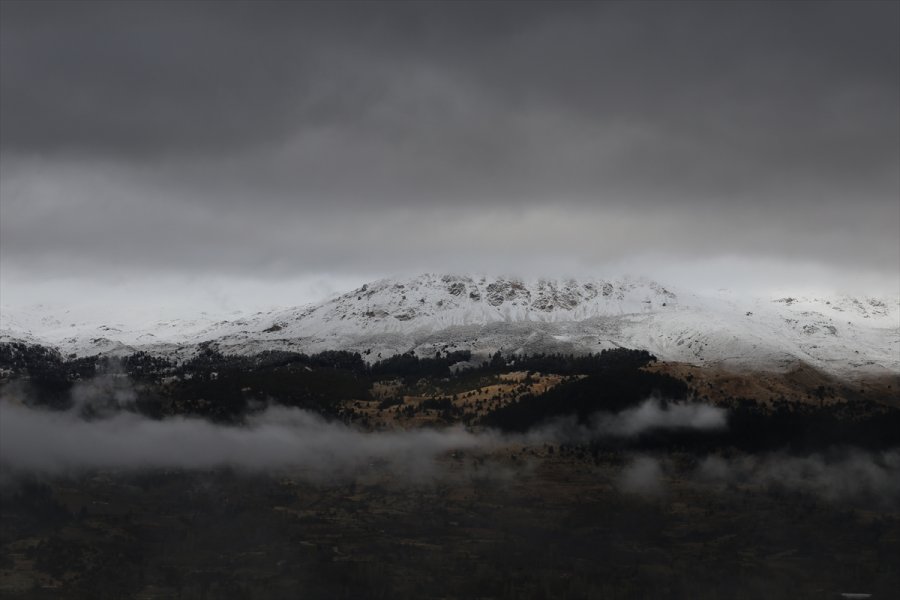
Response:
[[288, 274, 681, 339], [2, 274, 897, 378]]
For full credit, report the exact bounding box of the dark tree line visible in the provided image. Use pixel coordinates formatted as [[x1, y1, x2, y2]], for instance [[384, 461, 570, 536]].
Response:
[[483, 357, 687, 432], [4, 341, 899, 450]]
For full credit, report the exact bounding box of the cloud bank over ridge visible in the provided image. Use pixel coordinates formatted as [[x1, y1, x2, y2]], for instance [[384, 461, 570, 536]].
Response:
[[1, 1, 897, 307]]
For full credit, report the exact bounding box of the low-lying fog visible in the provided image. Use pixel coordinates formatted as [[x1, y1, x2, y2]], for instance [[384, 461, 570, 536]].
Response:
[[1, 378, 898, 504], [0, 393, 724, 473]]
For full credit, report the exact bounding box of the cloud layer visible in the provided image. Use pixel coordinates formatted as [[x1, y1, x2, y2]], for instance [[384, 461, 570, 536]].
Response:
[[0, 371, 726, 476], [696, 451, 900, 503], [0, 396, 724, 475], [0, 400, 484, 475], [1, 1, 897, 302], [1, 387, 896, 504], [614, 451, 900, 504]]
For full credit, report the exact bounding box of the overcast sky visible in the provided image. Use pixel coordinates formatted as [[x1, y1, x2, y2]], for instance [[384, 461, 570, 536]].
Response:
[[1, 0, 898, 314]]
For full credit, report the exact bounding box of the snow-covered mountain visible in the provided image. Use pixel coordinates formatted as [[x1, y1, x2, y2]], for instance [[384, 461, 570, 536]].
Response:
[[2, 274, 898, 377]]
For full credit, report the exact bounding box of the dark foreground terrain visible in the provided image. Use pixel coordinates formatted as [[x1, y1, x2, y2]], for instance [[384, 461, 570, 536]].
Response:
[[1, 344, 898, 598], [2, 454, 899, 600]]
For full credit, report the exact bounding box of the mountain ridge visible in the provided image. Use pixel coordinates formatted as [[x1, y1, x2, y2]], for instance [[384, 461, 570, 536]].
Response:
[[2, 274, 898, 377]]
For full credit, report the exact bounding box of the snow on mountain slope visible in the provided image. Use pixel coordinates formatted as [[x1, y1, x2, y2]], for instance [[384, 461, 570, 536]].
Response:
[[2, 274, 898, 377], [0, 303, 247, 359]]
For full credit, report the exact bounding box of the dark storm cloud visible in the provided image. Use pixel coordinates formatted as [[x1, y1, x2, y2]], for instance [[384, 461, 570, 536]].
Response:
[[0, 1, 898, 288], [4, 1, 897, 160]]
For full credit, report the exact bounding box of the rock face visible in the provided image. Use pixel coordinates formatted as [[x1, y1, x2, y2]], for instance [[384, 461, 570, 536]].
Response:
[[2, 274, 899, 377]]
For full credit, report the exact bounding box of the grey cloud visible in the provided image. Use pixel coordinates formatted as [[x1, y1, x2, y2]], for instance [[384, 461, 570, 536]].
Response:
[[591, 399, 727, 437], [696, 451, 900, 505], [3, 2, 896, 158], [3, 386, 897, 504], [0, 400, 487, 477], [618, 456, 666, 496], [69, 373, 139, 418], [0, 1, 897, 293], [2, 1, 896, 203], [0, 379, 727, 476], [2, 166, 896, 286], [616, 451, 900, 503], [528, 399, 728, 444]]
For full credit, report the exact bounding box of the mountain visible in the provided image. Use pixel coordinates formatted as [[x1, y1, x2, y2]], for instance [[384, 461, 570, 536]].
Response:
[[2, 274, 898, 377]]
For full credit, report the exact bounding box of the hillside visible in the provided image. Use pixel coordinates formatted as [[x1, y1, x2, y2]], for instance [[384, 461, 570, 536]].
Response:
[[2, 274, 898, 377]]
